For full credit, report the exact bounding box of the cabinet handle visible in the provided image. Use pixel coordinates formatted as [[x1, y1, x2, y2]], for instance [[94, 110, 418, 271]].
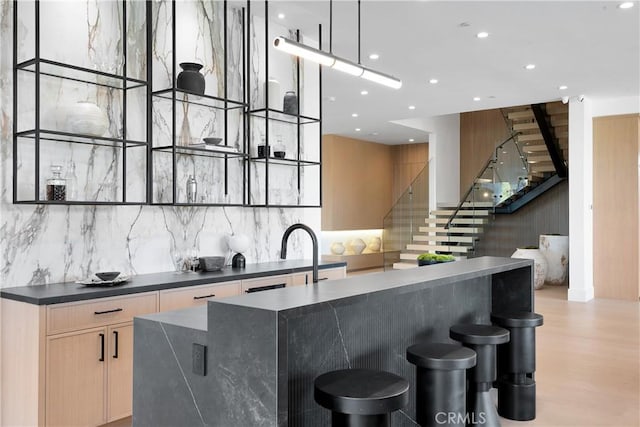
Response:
[[319, 277, 329, 281], [193, 293, 216, 300], [99, 333, 105, 362], [245, 283, 287, 293], [94, 308, 123, 315], [113, 330, 119, 359]]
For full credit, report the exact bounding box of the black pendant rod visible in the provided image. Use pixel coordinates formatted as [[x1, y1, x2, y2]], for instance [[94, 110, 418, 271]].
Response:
[[357, 0, 361, 64], [329, 0, 333, 54]]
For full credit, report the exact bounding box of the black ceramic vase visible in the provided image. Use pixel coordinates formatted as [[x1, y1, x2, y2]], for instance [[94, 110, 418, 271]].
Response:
[[177, 62, 205, 94], [283, 91, 298, 115]]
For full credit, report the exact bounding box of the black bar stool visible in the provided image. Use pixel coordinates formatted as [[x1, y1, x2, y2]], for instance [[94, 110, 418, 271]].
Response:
[[314, 368, 410, 427], [450, 324, 510, 427], [491, 312, 544, 421], [406, 343, 477, 427]]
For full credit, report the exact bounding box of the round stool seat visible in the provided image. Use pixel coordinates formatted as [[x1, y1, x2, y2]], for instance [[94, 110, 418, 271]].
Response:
[[314, 369, 409, 415], [491, 312, 544, 328], [407, 343, 476, 370], [450, 324, 510, 345]]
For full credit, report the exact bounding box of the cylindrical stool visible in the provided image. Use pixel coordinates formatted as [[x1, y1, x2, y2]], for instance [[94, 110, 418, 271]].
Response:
[[450, 324, 510, 427], [491, 312, 543, 421], [406, 343, 477, 427], [314, 368, 410, 427]]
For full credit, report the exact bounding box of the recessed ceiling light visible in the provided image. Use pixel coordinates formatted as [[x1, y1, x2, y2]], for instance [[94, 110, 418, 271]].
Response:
[[476, 31, 489, 38], [524, 64, 536, 70], [473, 97, 481, 101], [409, 138, 415, 142], [429, 78, 438, 84], [360, 90, 368, 95], [369, 53, 379, 60], [619, 2, 634, 9], [352, 113, 358, 117], [355, 128, 361, 132], [277, 13, 285, 19], [558, 85, 568, 90], [408, 105, 416, 110]]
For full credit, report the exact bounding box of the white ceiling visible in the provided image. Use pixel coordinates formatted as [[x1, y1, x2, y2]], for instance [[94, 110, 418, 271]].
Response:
[[269, 1, 640, 144]]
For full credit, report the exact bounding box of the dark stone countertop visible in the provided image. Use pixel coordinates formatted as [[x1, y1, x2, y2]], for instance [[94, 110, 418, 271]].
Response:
[[0, 260, 346, 305], [212, 257, 533, 313]]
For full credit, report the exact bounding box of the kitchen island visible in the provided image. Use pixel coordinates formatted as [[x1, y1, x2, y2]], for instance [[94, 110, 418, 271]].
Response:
[[133, 256, 533, 426]]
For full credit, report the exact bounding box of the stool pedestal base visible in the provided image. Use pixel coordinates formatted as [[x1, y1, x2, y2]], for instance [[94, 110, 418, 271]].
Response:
[[497, 379, 536, 421], [332, 412, 390, 427]]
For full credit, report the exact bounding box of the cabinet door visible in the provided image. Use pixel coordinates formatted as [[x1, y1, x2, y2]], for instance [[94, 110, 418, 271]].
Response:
[[159, 281, 242, 312], [46, 328, 106, 427], [107, 323, 133, 422]]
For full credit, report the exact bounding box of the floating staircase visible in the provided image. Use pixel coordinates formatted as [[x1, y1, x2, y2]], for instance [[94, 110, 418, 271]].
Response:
[[391, 101, 569, 269]]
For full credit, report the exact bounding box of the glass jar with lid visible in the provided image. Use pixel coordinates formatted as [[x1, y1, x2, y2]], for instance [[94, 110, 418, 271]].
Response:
[[46, 165, 66, 201]]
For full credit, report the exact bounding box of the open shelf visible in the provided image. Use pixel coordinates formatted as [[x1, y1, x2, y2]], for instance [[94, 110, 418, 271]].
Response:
[[16, 129, 147, 148], [14, 200, 145, 206], [248, 108, 319, 125], [16, 58, 146, 90], [152, 88, 245, 110], [249, 156, 320, 166], [153, 144, 247, 159]]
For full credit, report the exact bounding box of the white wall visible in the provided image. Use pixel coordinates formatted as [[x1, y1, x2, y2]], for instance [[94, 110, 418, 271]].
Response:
[[568, 95, 639, 302], [393, 114, 461, 210]]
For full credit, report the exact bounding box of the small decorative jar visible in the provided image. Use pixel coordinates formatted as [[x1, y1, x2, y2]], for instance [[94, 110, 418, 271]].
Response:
[[367, 237, 382, 252], [330, 242, 345, 255], [283, 91, 298, 115], [177, 62, 206, 94], [46, 165, 66, 201], [348, 238, 366, 255]]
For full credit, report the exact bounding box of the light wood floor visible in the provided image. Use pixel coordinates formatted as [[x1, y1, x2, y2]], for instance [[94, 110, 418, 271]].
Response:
[[501, 285, 640, 427], [114, 284, 639, 427]]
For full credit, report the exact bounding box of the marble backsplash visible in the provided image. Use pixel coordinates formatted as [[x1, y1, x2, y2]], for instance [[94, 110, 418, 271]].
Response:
[[0, 0, 320, 288]]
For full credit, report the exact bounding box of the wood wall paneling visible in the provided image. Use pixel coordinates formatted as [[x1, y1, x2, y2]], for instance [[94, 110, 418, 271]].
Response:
[[322, 135, 394, 230], [593, 114, 640, 301], [391, 143, 429, 204], [460, 109, 511, 194]]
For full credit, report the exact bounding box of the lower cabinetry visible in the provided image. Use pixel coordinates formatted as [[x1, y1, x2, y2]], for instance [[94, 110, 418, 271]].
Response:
[[1, 266, 346, 427], [44, 293, 157, 427], [159, 281, 241, 312]]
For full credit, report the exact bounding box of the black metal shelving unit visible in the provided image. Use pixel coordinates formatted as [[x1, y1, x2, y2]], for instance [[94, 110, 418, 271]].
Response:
[[149, 0, 248, 207], [12, 0, 149, 205], [246, 0, 322, 208]]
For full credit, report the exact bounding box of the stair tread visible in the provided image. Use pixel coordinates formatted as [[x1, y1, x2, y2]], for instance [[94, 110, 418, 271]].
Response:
[[508, 111, 534, 120], [418, 226, 484, 234], [437, 201, 494, 208], [513, 122, 539, 131], [425, 217, 488, 224], [413, 235, 475, 243], [393, 262, 418, 270], [430, 209, 490, 216], [518, 133, 544, 142]]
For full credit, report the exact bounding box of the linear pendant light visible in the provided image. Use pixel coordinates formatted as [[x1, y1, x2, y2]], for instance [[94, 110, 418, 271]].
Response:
[[272, 1, 402, 89]]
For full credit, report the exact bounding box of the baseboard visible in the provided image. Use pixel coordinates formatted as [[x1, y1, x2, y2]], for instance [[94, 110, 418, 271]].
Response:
[[568, 286, 594, 302]]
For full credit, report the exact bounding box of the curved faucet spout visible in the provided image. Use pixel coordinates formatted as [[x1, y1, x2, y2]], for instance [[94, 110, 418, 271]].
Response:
[[280, 223, 319, 283]]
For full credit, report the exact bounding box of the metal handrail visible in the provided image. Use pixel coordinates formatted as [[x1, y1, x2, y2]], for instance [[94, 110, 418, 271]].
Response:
[[444, 134, 519, 230]]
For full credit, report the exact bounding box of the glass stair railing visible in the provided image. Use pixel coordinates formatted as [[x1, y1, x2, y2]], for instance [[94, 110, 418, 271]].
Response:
[[382, 164, 429, 270]]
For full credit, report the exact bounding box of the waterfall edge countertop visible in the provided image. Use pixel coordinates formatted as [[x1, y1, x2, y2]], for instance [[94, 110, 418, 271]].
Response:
[[0, 260, 346, 305]]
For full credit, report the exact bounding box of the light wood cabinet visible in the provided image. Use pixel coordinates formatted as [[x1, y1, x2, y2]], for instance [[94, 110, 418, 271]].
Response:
[[44, 293, 156, 427], [159, 281, 241, 312], [46, 328, 107, 427], [107, 323, 133, 422]]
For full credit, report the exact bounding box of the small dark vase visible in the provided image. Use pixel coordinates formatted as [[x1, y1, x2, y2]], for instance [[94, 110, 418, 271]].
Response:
[[282, 91, 298, 115], [177, 62, 205, 94]]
